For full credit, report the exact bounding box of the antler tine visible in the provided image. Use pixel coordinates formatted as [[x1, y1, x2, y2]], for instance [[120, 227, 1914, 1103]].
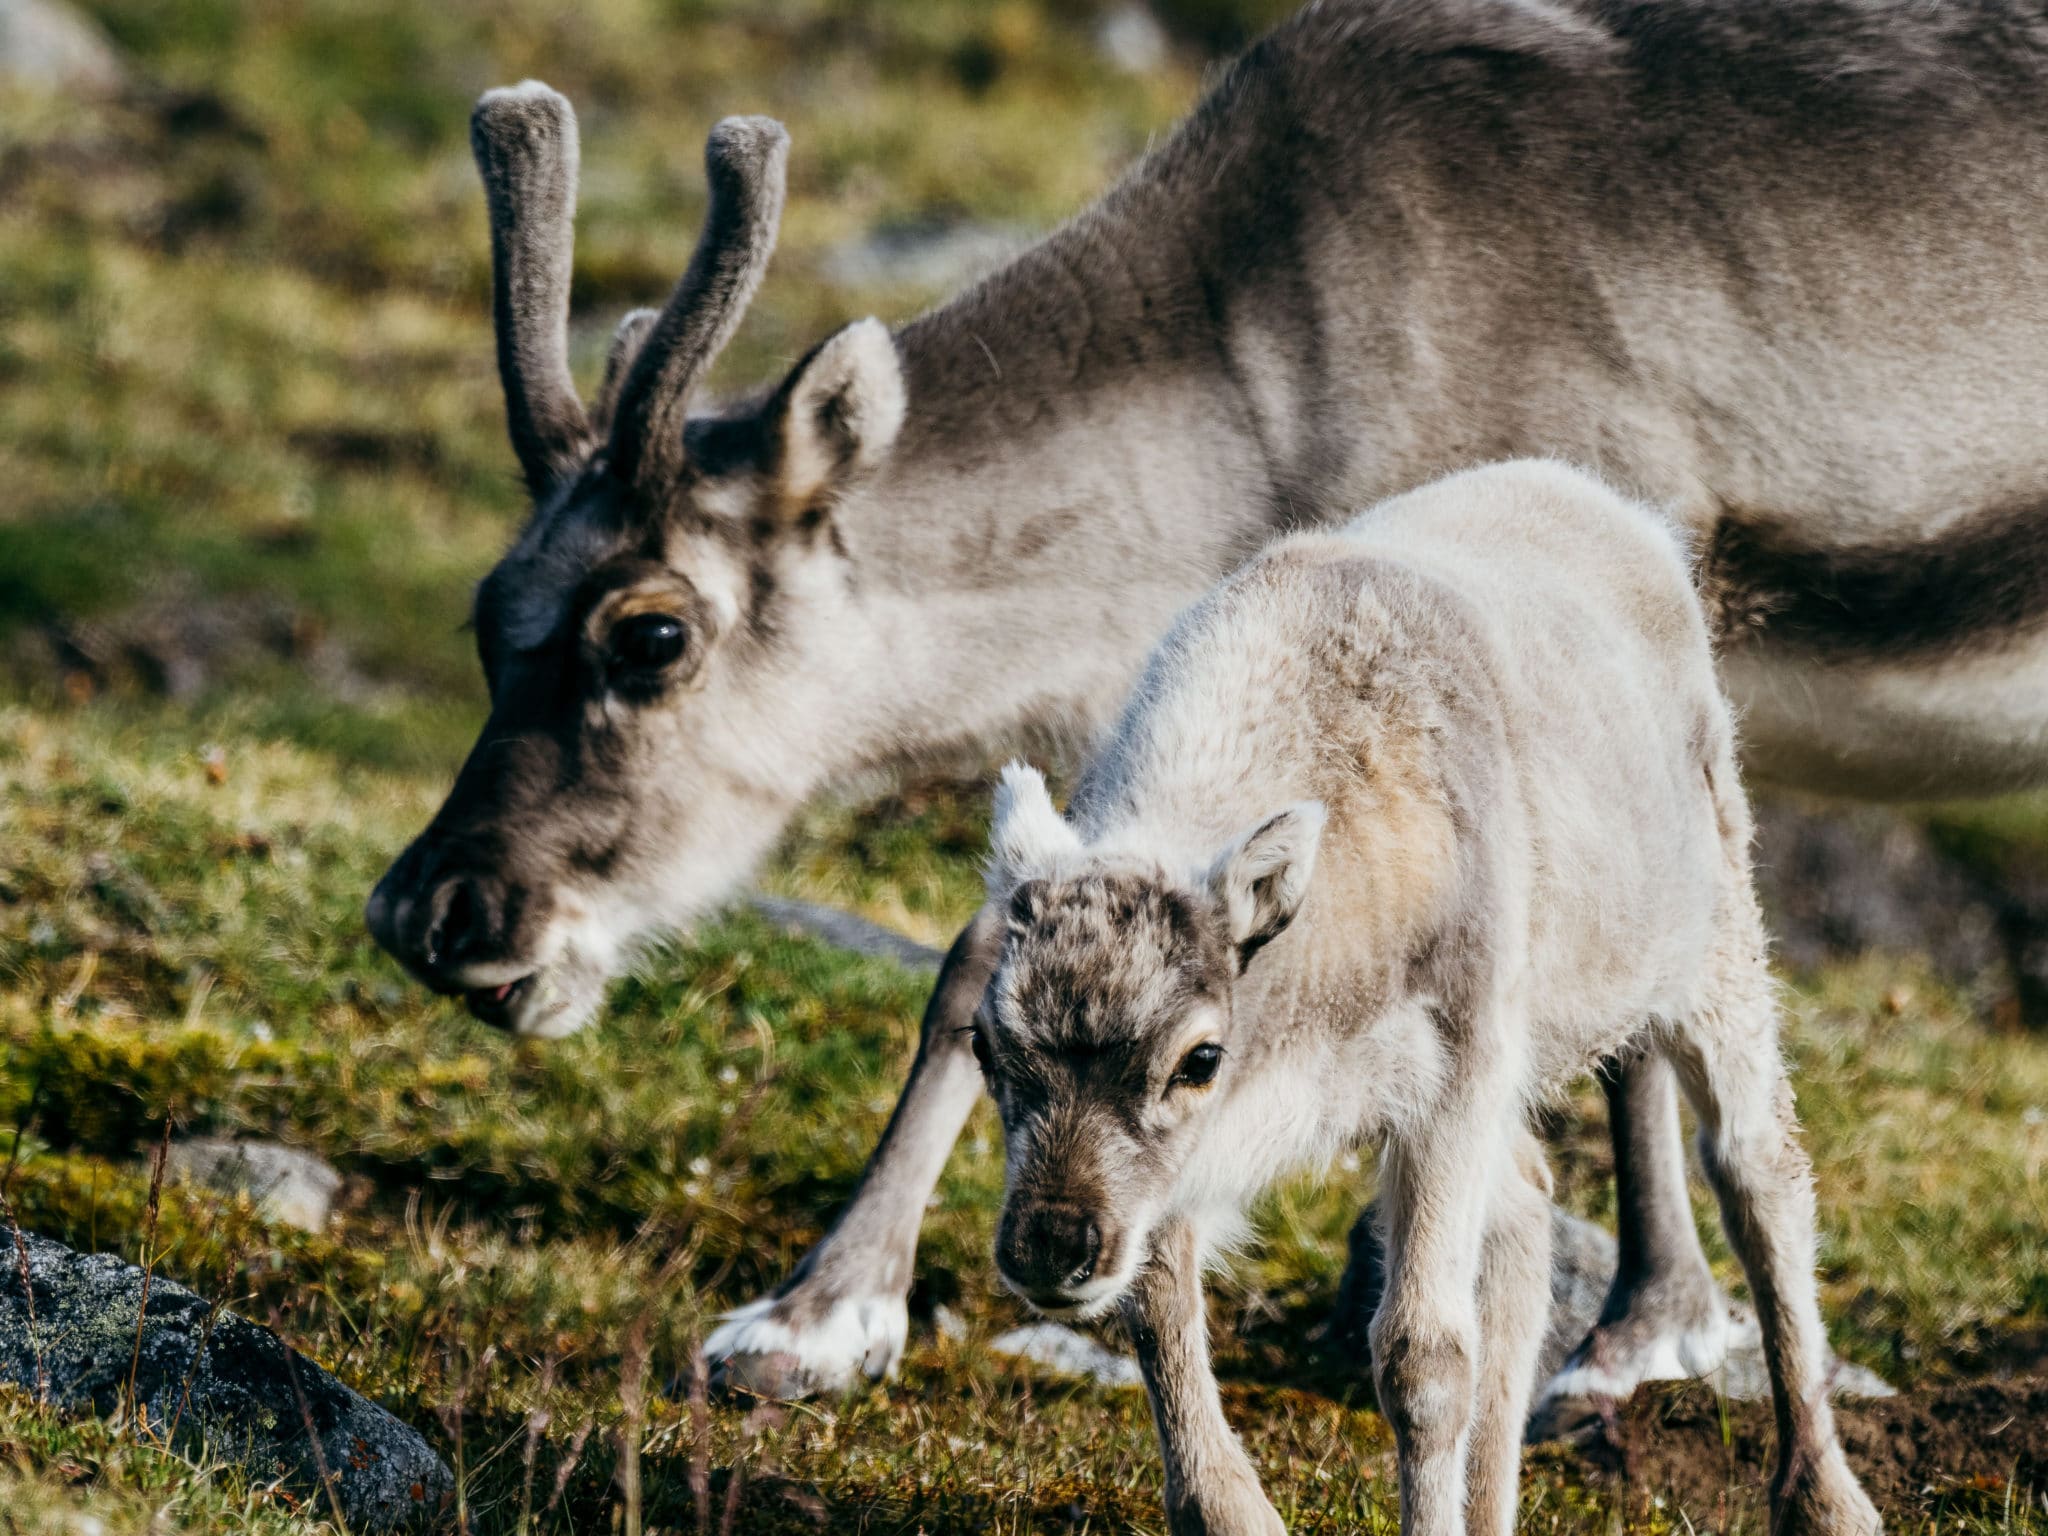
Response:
[[592, 308, 659, 432], [472, 81, 593, 497], [609, 116, 790, 489]]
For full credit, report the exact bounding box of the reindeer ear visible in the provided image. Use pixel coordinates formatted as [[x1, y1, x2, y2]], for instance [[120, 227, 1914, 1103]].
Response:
[[764, 318, 906, 514], [1209, 802, 1326, 971], [986, 762, 1080, 896]]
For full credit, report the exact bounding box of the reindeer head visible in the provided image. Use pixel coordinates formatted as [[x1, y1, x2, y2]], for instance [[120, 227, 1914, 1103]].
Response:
[[974, 765, 1326, 1316], [366, 84, 907, 1037]]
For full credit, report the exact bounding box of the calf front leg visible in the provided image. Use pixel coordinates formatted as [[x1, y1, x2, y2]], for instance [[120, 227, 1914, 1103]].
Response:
[[1372, 1092, 1517, 1536], [1124, 1219, 1286, 1536], [1463, 1131, 1552, 1536], [707, 904, 1002, 1398]]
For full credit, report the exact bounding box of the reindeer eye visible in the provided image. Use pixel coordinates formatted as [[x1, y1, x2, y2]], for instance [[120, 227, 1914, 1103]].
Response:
[[969, 1027, 995, 1079], [1171, 1042, 1224, 1089], [610, 613, 688, 673]]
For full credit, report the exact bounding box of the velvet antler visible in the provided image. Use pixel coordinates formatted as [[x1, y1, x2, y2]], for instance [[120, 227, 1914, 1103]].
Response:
[[608, 116, 790, 489], [471, 82, 593, 497]]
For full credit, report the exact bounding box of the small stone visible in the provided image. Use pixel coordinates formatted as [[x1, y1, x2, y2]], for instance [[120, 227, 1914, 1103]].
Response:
[[987, 1322, 1144, 1389], [166, 1137, 342, 1233], [1095, 3, 1170, 75], [0, 0, 125, 94], [819, 222, 1034, 296], [932, 1304, 968, 1342]]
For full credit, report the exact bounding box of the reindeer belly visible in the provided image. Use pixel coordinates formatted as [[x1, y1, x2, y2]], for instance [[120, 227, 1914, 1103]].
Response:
[[1722, 640, 2048, 800], [1705, 498, 2048, 799]]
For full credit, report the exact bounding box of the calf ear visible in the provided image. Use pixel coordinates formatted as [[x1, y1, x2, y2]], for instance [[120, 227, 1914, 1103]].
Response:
[[987, 763, 1081, 896], [1209, 802, 1326, 971], [765, 317, 906, 514]]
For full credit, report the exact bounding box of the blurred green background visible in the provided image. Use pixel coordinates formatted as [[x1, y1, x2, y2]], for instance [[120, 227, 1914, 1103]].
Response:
[[1, 2, 2045, 1532]]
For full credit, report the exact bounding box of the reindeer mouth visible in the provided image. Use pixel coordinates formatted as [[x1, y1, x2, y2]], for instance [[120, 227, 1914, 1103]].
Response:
[[465, 974, 535, 1029]]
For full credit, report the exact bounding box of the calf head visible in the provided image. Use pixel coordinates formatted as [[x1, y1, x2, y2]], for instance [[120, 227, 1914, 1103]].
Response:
[[366, 83, 906, 1037], [975, 764, 1325, 1316]]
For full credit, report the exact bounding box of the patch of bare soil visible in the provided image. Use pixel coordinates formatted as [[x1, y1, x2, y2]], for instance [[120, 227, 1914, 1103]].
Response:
[[1558, 1377, 2048, 1524]]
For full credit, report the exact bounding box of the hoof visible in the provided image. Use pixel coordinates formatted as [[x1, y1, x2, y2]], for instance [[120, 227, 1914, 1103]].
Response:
[[1527, 1291, 1736, 1443], [704, 1291, 909, 1401], [1775, 1454, 1883, 1536]]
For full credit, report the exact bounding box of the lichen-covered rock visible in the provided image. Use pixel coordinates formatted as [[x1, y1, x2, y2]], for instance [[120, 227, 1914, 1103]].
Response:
[[166, 1136, 343, 1233], [0, 1228, 451, 1530]]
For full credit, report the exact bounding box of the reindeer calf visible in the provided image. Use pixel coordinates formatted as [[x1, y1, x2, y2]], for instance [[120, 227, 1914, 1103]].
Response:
[[974, 461, 1877, 1536]]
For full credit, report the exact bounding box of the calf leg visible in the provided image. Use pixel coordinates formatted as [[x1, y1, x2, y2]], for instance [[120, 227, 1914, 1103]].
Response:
[[1373, 1086, 1523, 1536], [707, 905, 1002, 1397], [1668, 896, 1879, 1536], [1333, 1057, 1732, 1412], [1536, 1054, 1731, 1405], [1123, 1219, 1286, 1536], [1463, 1130, 1552, 1536]]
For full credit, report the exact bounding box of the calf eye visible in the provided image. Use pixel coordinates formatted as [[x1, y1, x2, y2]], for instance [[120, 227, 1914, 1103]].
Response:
[[611, 613, 688, 674], [1171, 1042, 1223, 1089], [969, 1028, 995, 1079]]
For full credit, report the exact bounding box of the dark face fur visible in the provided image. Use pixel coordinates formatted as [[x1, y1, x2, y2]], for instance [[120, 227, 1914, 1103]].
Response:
[[979, 871, 1241, 1315], [365, 85, 903, 1036]]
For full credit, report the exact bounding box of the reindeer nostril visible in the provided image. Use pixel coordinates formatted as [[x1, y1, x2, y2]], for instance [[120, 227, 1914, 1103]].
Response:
[[424, 877, 483, 973], [1068, 1219, 1101, 1286], [1001, 1204, 1104, 1297]]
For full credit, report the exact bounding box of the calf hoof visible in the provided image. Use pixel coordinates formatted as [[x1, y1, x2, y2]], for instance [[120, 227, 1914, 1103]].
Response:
[[1167, 1480, 1288, 1536], [704, 1290, 908, 1400], [1773, 1453, 1882, 1536]]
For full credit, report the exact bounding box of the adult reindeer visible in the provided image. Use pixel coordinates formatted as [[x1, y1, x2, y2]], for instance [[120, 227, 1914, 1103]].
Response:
[[368, 0, 2048, 1407]]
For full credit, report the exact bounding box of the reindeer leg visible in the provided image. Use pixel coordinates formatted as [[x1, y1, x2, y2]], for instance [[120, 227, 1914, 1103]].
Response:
[[1125, 1219, 1286, 1536], [1534, 1053, 1732, 1410], [1374, 1070, 1528, 1536], [1331, 1054, 1732, 1418], [1667, 889, 1878, 1535], [707, 904, 1001, 1398], [1464, 1131, 1552, 1536]]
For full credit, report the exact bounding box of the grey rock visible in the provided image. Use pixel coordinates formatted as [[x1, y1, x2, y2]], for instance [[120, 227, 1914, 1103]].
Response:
[[987, 1321, 1144, 1389], [1096, 4, 1171, 74], [0, 1228, 452, 1530], [748, 894, 944, 972], [0, 0, 124, 94], [166, 1137, 343, 1233], [821, 220, 1034, 295]]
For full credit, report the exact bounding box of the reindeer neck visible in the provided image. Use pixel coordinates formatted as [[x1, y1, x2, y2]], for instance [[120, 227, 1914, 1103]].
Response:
[[829, 191, 1302, 769]]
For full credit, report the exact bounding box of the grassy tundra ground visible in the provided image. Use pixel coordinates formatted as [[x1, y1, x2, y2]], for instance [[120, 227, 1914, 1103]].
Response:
[[2, 2, 2046, 1531]]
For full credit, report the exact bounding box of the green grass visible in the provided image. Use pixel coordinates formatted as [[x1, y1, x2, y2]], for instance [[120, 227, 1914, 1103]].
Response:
[[5, 712, 2048, 1534], [3, 1, 2048, 1531]]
